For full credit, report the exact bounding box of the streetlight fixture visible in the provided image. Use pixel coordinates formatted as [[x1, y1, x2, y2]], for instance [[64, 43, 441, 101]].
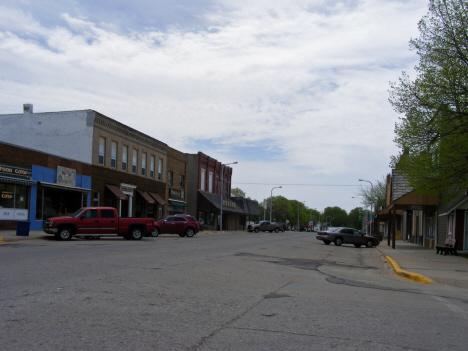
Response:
[[359, 179, 374, 234], [220, 161, 238, 231], [297, 201, 305, 231], [269, 186, 282, 222]]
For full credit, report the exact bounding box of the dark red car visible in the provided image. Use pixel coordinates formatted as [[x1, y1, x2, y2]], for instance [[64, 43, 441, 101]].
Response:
[[152, 215, 199, 237]]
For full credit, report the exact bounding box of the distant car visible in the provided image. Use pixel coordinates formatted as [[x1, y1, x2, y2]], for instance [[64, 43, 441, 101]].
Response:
[[248, 221, 284, 233], [316, 227, 379, 248], [152, 215, 199, 237]]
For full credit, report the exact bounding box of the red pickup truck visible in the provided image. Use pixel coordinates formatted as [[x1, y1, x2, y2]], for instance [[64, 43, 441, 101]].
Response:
[[43, 207, 154, 241]]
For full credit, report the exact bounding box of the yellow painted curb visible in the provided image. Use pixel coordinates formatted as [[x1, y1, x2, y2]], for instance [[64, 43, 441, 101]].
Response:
[[385, 256, 435, 284], [0, 238, 4, 242]]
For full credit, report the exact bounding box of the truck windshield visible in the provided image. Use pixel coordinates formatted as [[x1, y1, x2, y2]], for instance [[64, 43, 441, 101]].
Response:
[[70, 208, 85, 218]]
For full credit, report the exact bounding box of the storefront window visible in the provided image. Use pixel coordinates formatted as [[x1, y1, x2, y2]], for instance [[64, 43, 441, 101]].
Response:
[[36, 186, 87, 220], [0, 183, 28, 209]]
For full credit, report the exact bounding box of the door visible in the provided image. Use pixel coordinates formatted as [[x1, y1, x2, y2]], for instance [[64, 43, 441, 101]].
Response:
[[100, 208, 118, 234], [76, 209, 100, 234], [160, 216, 177, 233]]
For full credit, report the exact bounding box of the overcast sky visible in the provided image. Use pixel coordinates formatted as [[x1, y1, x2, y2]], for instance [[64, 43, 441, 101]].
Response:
[[0, 0, 429, 214]]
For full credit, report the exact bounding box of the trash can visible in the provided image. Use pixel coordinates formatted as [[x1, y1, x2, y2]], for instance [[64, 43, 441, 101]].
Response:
[[16, 221, 30, 236]]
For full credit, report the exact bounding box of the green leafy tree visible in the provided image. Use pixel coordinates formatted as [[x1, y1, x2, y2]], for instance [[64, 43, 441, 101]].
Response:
[[323, 206, 348, 227], [231, 187, 246, 197], [347, 207, 365, 230], [389, 0, 468, 198]]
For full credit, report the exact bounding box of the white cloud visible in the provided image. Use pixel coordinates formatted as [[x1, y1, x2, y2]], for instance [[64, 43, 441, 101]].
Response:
[[0, 0, 429, 211]]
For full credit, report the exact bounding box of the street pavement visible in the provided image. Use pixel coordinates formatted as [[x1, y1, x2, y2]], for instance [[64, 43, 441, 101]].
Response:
[[1, 229, 467, 289]]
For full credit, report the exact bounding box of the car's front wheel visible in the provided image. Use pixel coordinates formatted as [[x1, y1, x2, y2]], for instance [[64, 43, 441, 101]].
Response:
[[185, 228, 195, 237], [366, 240, 374, 248], [334, 237, 343, 246], [151, 227, 159, 237]]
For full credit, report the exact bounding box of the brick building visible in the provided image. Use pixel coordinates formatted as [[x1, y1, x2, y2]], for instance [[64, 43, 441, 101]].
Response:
[[186, 152, 243, 230]]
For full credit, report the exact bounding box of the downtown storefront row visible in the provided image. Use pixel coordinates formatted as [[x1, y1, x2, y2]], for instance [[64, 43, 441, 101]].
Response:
[[0, 143, 171, 231], [0, 142, 93, 231]]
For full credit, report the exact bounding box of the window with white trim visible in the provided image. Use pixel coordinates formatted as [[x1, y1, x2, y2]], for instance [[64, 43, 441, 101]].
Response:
[[200, 169, 206, 191], [158, 159, 163, 181], [111, 141, 117, 169], [142, 152, 147, 176], [99, 137, 105, 165], [122, 145, 128, 171], [209, 172, 213, 193], [150, 156, 155, 178], [132, 149, 137, 174]]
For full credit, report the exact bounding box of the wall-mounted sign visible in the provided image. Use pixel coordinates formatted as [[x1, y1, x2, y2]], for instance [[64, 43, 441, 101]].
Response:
[[57, 166, 76, 187], [169, 188, 184, 199], [0, 162, 31, 179]]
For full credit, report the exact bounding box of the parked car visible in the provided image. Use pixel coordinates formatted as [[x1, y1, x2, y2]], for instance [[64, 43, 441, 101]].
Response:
[[316, 227, 380, 248], [152, 215, 199, 237], [43, 207, 154, 241]]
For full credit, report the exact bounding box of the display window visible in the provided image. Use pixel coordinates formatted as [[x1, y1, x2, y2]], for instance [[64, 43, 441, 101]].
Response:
[[0, 183, 28, 210], [36, 186, 87, 220]]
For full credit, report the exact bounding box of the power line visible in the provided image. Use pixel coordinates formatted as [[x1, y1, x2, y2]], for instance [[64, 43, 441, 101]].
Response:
[[232, 182, 362, 187]]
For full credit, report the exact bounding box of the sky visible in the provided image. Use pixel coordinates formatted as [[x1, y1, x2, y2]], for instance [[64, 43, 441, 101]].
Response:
[[0, 0, 429, 214]]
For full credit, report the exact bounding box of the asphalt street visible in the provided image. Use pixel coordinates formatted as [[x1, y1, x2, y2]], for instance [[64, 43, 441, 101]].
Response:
[[1, 231, 468, 350]]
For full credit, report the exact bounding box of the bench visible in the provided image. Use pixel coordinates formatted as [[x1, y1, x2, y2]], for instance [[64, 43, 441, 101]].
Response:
[[436, 239, 458, 256]]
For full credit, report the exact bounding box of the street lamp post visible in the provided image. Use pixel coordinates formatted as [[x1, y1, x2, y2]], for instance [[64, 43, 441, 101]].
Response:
[[359, 179, 374, 234], [220, 161, 238, 231], [269, 186, 282, 222]]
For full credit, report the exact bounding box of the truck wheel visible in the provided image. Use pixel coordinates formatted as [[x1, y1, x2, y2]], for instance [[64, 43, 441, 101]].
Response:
[[185, 228, 195, 237], [151, 228, 159, 237], [275, 228, 279, 233], [130, 228, 143, 240], [56, 227, 73, 241], [255, 228, 259, 233]]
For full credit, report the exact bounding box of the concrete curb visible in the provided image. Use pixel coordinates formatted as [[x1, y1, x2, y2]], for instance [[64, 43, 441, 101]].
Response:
[[385, 256, 435, 284]]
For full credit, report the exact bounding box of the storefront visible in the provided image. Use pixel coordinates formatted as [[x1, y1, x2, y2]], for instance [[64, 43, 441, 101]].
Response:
[[0, 163, 35, 229], [32, 165, 92, 230]]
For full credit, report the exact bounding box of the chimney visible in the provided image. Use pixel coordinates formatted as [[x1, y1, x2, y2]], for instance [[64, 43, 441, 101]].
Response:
[[23, 104, 33, 114]]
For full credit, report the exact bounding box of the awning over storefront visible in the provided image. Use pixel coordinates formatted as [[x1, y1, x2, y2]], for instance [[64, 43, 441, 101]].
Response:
[[105, 184, 128, 200], [137, 190, 155, 204], [149, 192, 166, 205], [39, 181, 90, 193], [0, 175, 36, 186], [168, 200, 187, 207], [198, 191, 245, 213]]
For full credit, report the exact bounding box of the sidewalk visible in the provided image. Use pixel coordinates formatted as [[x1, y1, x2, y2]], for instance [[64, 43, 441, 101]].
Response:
[[377, 240, 468, 288]]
